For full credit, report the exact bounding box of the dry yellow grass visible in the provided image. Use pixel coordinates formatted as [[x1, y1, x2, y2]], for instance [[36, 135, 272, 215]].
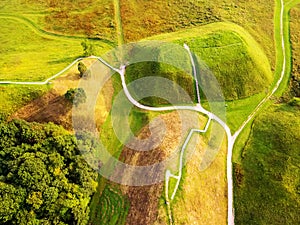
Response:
[[154, 119, 227, 224]]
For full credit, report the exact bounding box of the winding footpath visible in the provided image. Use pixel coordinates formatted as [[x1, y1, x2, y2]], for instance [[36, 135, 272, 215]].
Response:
[[0, 0, 291, 224], [0, 56, 98, 85], [104, 49, 234, 225]]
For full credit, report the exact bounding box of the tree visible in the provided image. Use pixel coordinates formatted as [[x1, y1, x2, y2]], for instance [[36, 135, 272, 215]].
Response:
[[78, 62, 87, 78], [81, 40, 95, 57], [64, 88, 87, 107], [0, 182, 26, 223]]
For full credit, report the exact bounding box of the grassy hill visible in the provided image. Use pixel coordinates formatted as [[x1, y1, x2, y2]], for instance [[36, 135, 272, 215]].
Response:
[[289, 6, 300, 98], [120, 0, 276, 70], [124, 23, 273, 101], [234, 104, 300, 224]]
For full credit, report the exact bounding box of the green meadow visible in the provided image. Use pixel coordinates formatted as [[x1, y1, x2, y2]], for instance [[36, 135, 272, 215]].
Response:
[[234, 104, 300, 224], [0, 17, 111, 82]]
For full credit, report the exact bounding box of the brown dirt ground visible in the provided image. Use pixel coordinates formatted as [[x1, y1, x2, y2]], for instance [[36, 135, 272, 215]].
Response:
[[118, 111, 182, 225], [9, 90, 73, 130], [114, 111, 204, 225]]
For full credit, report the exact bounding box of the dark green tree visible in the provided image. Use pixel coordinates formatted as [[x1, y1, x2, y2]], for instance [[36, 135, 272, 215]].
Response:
[[64, 88, 87, 107], [78, 62, 87, 78], [0, 182, 26, 222], [81, 40, 95, 57]]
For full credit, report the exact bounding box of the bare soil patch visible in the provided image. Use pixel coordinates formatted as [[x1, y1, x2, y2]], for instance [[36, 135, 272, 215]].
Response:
[[10, 90, 73, 130], [112, 111, 202, 225]]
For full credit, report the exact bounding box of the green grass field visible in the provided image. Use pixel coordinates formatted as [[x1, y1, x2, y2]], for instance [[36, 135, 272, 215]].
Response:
[[232, 0, 300, 161], [234, 104, 300, 224], [0, 17, 111, 81], [233, 2, 300, 224]]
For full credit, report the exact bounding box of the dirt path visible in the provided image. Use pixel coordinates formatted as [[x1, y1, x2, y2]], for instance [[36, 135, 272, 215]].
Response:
[[113, 0, 124, 46]]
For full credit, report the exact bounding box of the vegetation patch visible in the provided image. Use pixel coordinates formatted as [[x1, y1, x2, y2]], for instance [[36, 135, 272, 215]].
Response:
[[89, 184, 129, 225], [289, 6, 300, 98], [0, 119, 98, 225], [0, 0, 116, 41], [0, 18, 110, 81], [0, 85, 49, 118], [126, 24, 272, 101], [234, 104, 300, 224]]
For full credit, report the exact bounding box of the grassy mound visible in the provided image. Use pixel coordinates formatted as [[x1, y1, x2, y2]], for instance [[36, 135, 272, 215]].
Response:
[[234, 104, 300, 224], [120, 0, 275, 68], [125, 23, 272, 101], [289, 6, 300, 97]]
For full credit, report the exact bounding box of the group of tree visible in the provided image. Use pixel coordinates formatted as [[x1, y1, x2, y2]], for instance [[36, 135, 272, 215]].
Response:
[[0, 119, 99, 225]]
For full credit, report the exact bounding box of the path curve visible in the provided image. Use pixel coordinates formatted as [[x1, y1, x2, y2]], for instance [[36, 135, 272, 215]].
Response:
[[0, 56, 100, 85], [232, 0, 287, 142]]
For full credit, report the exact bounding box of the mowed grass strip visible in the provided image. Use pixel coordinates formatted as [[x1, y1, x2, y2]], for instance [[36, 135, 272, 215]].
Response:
[[89, 185, 129, 225], [0, 18, 111, 81]]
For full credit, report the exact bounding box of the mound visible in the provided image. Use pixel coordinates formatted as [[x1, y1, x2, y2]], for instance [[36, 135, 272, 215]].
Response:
[[120, 0, 275, 68], [145, 23, 273, 100], [235, 105, 300, 224]]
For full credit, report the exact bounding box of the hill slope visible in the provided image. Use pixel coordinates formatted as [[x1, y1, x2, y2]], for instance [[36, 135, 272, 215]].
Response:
[[234, 104, 300, 224], [131, 23, 273, 100]]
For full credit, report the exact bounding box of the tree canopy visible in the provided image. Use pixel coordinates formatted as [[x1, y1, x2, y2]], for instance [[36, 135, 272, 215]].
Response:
[[81, 40, 95, 57], [78, 62, 88, 78], [64, 88, 87, 107], [0, 120, 98, 225]]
